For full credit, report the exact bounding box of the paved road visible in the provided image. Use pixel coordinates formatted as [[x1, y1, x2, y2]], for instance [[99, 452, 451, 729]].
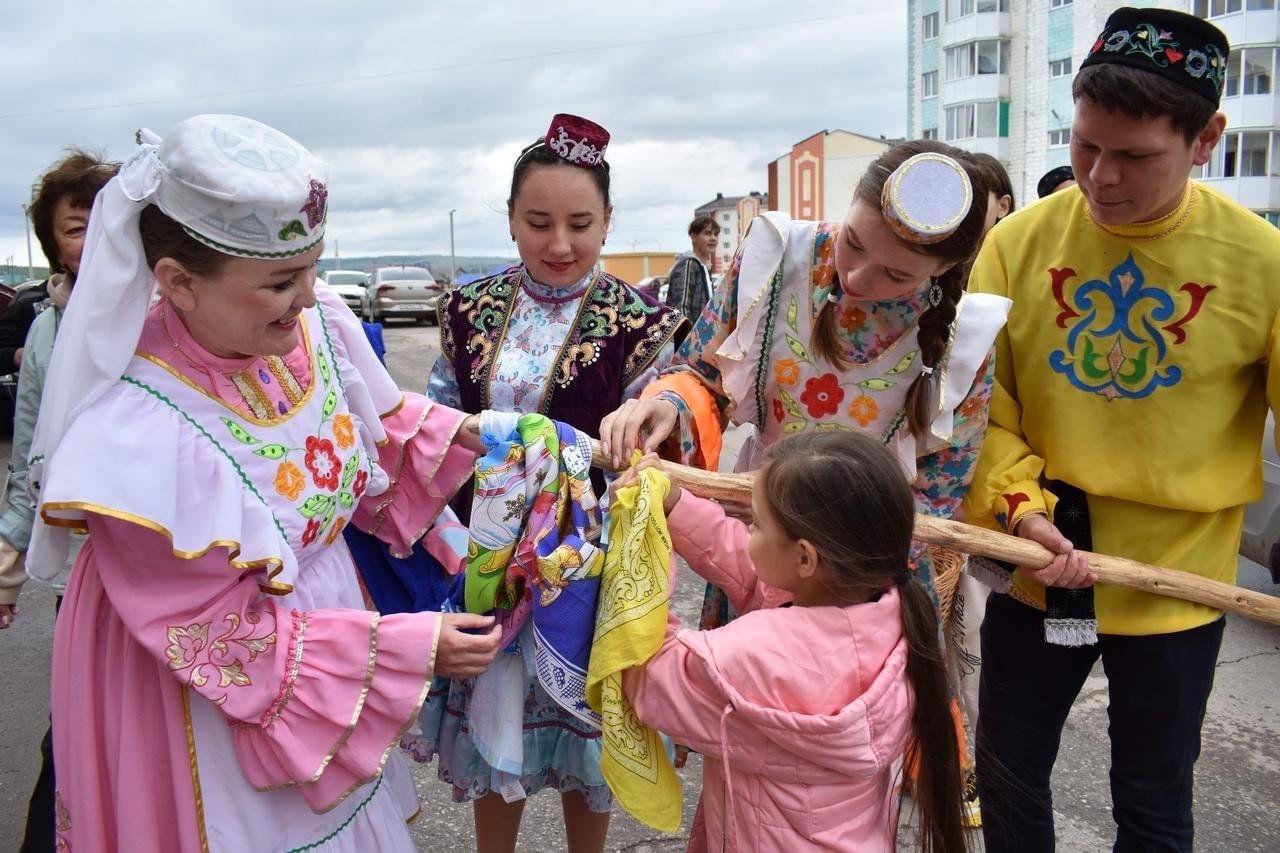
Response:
[[1, 319, 1278, 850]]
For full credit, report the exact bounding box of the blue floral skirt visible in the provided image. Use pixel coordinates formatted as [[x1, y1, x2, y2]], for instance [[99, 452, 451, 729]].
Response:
[[405, 673, 613, 813]]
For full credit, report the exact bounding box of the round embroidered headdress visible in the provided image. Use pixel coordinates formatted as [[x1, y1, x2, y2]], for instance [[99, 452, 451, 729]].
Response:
[[26, 114, 328, 580], [880, 152, 973, 245], [1080, 7, 1230, 107], [516, 113, 611, 170]]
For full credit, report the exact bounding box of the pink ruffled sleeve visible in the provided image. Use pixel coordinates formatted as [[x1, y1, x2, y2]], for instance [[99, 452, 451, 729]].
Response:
[[351, 394, 476, 558], [86, 514, 441, 813], [666, 491, 792, 613]]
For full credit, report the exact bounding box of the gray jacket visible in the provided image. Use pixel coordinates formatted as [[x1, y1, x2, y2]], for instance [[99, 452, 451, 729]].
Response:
[[0, 303, 78, 603], [663, 253, 712, 322]]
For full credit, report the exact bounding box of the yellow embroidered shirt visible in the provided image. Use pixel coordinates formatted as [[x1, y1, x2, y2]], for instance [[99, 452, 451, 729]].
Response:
[[964, 182, 1280, 635]]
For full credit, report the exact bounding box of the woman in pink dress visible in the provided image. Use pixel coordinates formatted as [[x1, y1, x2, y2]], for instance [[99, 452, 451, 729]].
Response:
[[25, 114, 502, 852]]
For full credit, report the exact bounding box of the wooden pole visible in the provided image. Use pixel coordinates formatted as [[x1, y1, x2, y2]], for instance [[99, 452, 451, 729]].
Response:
[[587, 444, 1280, 628]]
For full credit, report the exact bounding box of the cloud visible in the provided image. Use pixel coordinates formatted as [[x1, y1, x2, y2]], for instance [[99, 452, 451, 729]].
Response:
[[0, 0, 906, 263]]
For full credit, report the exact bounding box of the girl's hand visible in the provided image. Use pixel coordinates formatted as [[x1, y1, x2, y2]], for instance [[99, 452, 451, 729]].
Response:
[[607, 453, 682, 515]]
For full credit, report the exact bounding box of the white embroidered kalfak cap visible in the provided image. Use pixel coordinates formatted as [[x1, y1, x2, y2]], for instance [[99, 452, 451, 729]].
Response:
[[152, 115, 327, 258], [881, 152, 973, 245]]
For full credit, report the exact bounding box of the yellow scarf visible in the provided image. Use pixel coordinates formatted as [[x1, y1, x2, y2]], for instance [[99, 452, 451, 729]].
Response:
[[585, 466, 682, 832]]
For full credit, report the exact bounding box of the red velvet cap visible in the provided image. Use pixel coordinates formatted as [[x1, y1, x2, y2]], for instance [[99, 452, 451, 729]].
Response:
[[544, 114, 610, 167]]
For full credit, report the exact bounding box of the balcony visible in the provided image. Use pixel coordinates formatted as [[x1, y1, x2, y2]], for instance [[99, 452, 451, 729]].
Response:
[[1222, 91, 1280, 128], [941, 12, 1012, 47], [1205, 9, 1280, 47], [942, 73, 1010, 103], [1198, 174, 1280, 208]]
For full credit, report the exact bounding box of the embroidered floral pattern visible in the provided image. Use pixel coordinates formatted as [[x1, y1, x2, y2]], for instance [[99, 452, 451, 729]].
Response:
[[302, 518, 323, 547], [217, 316, 365, 550], [274, 460, 305, 500], [324, 515, 348, 546], [1090, 21, 1226, 97], [164, 610, 277, 704], [772, 398, 785, 423], [332, 413, 355, 449], [773, 357, 801, 387], [799, 373, 844, 418], [848, 394, 878, 427], [301, 177, 328, 229], [305, 435, 341, 490]]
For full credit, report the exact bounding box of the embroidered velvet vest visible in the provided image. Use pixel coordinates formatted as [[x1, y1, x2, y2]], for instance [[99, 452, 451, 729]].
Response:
[[440, 266, 688, 438]]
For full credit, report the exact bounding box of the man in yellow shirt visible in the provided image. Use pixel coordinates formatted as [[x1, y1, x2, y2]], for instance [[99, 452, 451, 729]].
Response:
[[965, 8, 1280, 851]]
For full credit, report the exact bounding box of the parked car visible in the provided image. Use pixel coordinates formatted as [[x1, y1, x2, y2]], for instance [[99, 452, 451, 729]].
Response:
[[321, 270, 369, 313], [361, 265, 441, 324], [1242, 414, 1280, 583], [634, 275, 668, 304]]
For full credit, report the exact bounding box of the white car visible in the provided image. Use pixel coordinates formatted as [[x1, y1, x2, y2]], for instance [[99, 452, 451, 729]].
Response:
[[322, 270, 369, 313]]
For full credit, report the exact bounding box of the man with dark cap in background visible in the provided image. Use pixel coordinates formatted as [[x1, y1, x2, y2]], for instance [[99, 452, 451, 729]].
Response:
[[964, 8, 1280, 851], [1036, 164, 1075, 199]]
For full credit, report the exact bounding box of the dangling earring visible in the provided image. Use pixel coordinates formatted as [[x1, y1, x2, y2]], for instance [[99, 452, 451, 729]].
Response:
[[927, 278, 943, 308]]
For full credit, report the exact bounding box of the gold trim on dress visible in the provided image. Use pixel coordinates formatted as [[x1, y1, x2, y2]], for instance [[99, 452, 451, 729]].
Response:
[[133, 315, 317, 428], [39, 501, 287, 584], [250, 614, 381, 801], [379, 395, 406, 420], [182, 685, 212, 853], [267, 355, 306, 407]]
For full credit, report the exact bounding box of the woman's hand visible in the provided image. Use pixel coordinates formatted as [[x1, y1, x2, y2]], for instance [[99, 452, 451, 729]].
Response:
[[608, 453, 681, 515], [0, 603, 17, 629], [1014, 514, 1096, 589], [455, 414, 486, 454], [433, 613, 503, 678], [599, 398, 680, 468]]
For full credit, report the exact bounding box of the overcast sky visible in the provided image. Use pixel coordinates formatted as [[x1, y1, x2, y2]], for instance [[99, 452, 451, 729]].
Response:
[[0, 1, 906, 269]]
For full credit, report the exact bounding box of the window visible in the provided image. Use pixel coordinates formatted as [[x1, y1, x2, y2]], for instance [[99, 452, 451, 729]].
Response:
[[976, 101, 999, 137], [946, 45, 974, 79], [976, 0, 1007, 11], [722, 241, 730, 249], [1049, 58, 1072, 78], [946, 40, 1007, 79], [946, 104, 975, 140], [1223, 132, 1240, 177], [1242, 132, 1269, 176], [1049, 128, 1070, 147], [1248, 0, 1276, 9], [1244, 48, 1273, 94], [1225, 49, 1242, 97], [922, 127, 939, 140], [922, 71, 939, 97], [1050, 0, 1072, 7], [721, 212, 730, 221], [1209, 0, 1243, 14], [946, 0, 975, 21], [977, 41, 1005, 74], [922, 11, 939, 39]]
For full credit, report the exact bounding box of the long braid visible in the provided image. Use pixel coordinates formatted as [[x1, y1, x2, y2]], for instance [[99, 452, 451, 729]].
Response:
[[904, 263, 966, 439]]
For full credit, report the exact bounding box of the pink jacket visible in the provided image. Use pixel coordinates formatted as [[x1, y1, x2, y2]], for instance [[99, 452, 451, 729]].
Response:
[[623, 493, 913, 852]]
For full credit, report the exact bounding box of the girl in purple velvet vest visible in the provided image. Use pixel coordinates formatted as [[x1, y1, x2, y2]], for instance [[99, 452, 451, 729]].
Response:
[[416, 114, 687, 853]]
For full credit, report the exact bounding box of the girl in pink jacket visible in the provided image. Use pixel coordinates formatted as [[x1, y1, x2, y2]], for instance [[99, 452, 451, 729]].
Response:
[[621, 431, 965, 852]]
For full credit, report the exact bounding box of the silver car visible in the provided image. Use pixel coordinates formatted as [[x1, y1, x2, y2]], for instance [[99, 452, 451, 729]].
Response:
[[322, 270, 369, 313], [1242, 415, 1280, 583], [361, 266, 441, 324]]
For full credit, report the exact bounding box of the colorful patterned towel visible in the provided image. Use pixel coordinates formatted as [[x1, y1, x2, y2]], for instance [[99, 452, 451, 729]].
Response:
[[585, 465, 682, 832], [465, 411, 605, 740]]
